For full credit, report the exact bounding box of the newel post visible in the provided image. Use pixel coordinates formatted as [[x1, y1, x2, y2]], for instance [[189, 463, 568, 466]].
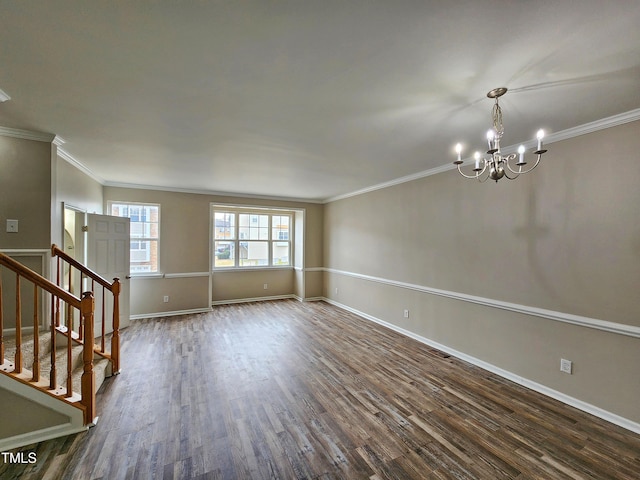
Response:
[[111, 278, 121, 373], [80, 291, 96, 425]]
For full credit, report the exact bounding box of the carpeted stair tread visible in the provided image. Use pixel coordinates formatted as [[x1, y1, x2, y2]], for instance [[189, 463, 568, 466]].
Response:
[[2, 332, 110, 395]]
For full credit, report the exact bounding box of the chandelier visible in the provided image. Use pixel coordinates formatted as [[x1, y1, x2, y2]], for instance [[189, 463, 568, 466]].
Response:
[[453, 87, 547, 182]]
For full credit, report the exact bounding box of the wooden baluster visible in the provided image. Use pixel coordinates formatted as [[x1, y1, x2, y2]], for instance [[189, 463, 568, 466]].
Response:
[[80, 291, 96, 424], [111, 278, 121, 373], [77, 273, 84, 341], [14, 275, 22, 373], [55, 261, 61, 327], [32, 285, 40, 381], [0, 268, 4, 362], [101, 285, 106, 352], [66, 307, 73, 397], [50, 294, 57, 390]]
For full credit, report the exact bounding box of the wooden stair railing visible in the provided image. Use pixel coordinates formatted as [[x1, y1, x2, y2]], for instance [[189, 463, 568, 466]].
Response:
[[51, 244, 121, 374], [0, 252, 96, 424]]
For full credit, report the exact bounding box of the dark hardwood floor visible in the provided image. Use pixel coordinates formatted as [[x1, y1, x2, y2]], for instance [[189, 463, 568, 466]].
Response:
[[1, 299, 639, 479]]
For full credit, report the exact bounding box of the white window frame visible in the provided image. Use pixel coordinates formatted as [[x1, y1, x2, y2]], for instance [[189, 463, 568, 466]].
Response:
[[212, 206, 292, 270], [109, 201, 161, 275]]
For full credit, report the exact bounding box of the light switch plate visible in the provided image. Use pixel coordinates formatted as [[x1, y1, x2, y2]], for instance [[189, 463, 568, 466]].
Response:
[[6, 219, 18, 233]]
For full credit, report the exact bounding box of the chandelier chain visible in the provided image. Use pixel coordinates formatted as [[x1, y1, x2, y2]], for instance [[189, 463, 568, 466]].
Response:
[[491, 99, 504, 137]]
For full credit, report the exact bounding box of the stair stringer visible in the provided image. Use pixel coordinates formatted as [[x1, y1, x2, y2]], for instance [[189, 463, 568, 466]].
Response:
[[0, 372, 88, 451]]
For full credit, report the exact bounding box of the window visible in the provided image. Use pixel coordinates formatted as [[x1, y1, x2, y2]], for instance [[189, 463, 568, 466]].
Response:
[[110, 202, 160, 273], [213, 208, 291, 269]]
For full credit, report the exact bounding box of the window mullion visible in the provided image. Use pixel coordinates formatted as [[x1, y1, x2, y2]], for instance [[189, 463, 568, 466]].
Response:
[[268, 215, 272, 267], [234, 212, 239, 268]]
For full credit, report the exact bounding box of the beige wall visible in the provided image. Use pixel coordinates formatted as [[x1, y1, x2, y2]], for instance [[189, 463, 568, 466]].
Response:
[[212, 269, 293, 302], [0, 136, 52, 249], [103, 187, 324, 315], [0, 388, 70, 438], [323, 120, 640, 424], [55, 157, 104, 216]]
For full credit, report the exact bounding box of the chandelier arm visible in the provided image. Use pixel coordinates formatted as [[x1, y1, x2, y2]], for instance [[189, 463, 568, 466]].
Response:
[[476, 171, 492, 183], [502, 168, 520, 180], [456, 162, 487, 180], [504, 153, 542, 176]]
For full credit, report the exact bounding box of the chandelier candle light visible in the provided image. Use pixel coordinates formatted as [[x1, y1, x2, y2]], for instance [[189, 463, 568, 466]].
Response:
[[453, 87, 547, 182]]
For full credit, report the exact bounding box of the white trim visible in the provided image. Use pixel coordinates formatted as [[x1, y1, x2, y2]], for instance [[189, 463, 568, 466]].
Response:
[[0, 372, 88, 450], [0, 423, 89, 452], [326, 163, 455, 203], [130, 271, 211, 279], [0, 250, 50, 331], [323, 297, 640, 435], [107, 181, 324, 204], [0, 249, 49, 255], [547, 108, 640, 143], [57, 147, 105, 185], [293, 295, 323, 302], [129, 273, 164, 279], [212, 266, 294, 273], [300, 296, 323, 302], [0, 126, 55, 143], [304, 267, 324, 273], [324, 267, 640, 338], [0, 88, 10, 102], [163, 272, 210, 279], [212, 294, 296, 306], [323, 108, 640, 203], [0, 249, 50, 285], [129, 307, 212, 320]]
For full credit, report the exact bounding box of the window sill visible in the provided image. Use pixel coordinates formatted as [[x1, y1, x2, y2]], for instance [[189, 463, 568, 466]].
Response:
[[212, 266, 294, 273], [129, 273, 164, 279]]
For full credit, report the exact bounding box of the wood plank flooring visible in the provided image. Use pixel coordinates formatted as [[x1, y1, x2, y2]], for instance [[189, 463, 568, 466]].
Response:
[[1, 299, 639, 479]]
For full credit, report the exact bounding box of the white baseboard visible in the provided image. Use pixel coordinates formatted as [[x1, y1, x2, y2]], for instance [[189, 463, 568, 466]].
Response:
[[129, 307, 212, 320], [0, 423, 88, 452], [323, 297, 640, 436], [212, 294, 296, 306], [0, 371, 88, 451]]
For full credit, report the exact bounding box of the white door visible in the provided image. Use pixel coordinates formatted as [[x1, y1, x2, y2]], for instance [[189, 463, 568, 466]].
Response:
[[86, 213, 130, 333]]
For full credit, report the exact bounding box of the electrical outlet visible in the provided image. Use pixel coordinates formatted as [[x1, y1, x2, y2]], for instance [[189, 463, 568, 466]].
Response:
[[560, 358, 572, 374], [163, 295, 169, 303], [263, 283, 268, 290], [335, 287, 338, 295], [403, 309, 409, 318]]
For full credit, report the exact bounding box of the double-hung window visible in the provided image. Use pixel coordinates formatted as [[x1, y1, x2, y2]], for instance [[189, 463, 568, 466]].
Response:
[[110, 202, 160, 274], [213, 208, 291, 269]]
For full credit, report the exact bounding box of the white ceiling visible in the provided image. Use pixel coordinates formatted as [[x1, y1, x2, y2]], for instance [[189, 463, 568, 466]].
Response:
[[1, 1, 639, 202]]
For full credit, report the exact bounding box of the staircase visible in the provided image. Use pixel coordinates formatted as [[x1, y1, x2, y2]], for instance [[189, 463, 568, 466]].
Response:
[[0, 245, 121, 451], [1, 332, 111, 401]]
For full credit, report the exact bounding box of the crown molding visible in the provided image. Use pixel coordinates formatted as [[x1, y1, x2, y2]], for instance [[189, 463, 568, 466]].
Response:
[[323, 108, 640, 204], [57, 147, 105, 185], [547, 108, 640, 143], [104, 181, 325, 204], [324, 163, 456, 203], [0, 125, 55, 143]]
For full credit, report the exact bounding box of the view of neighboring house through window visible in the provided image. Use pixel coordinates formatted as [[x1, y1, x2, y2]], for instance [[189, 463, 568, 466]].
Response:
[[110, 202, 160, 273], [213, 209, 291, 268]]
